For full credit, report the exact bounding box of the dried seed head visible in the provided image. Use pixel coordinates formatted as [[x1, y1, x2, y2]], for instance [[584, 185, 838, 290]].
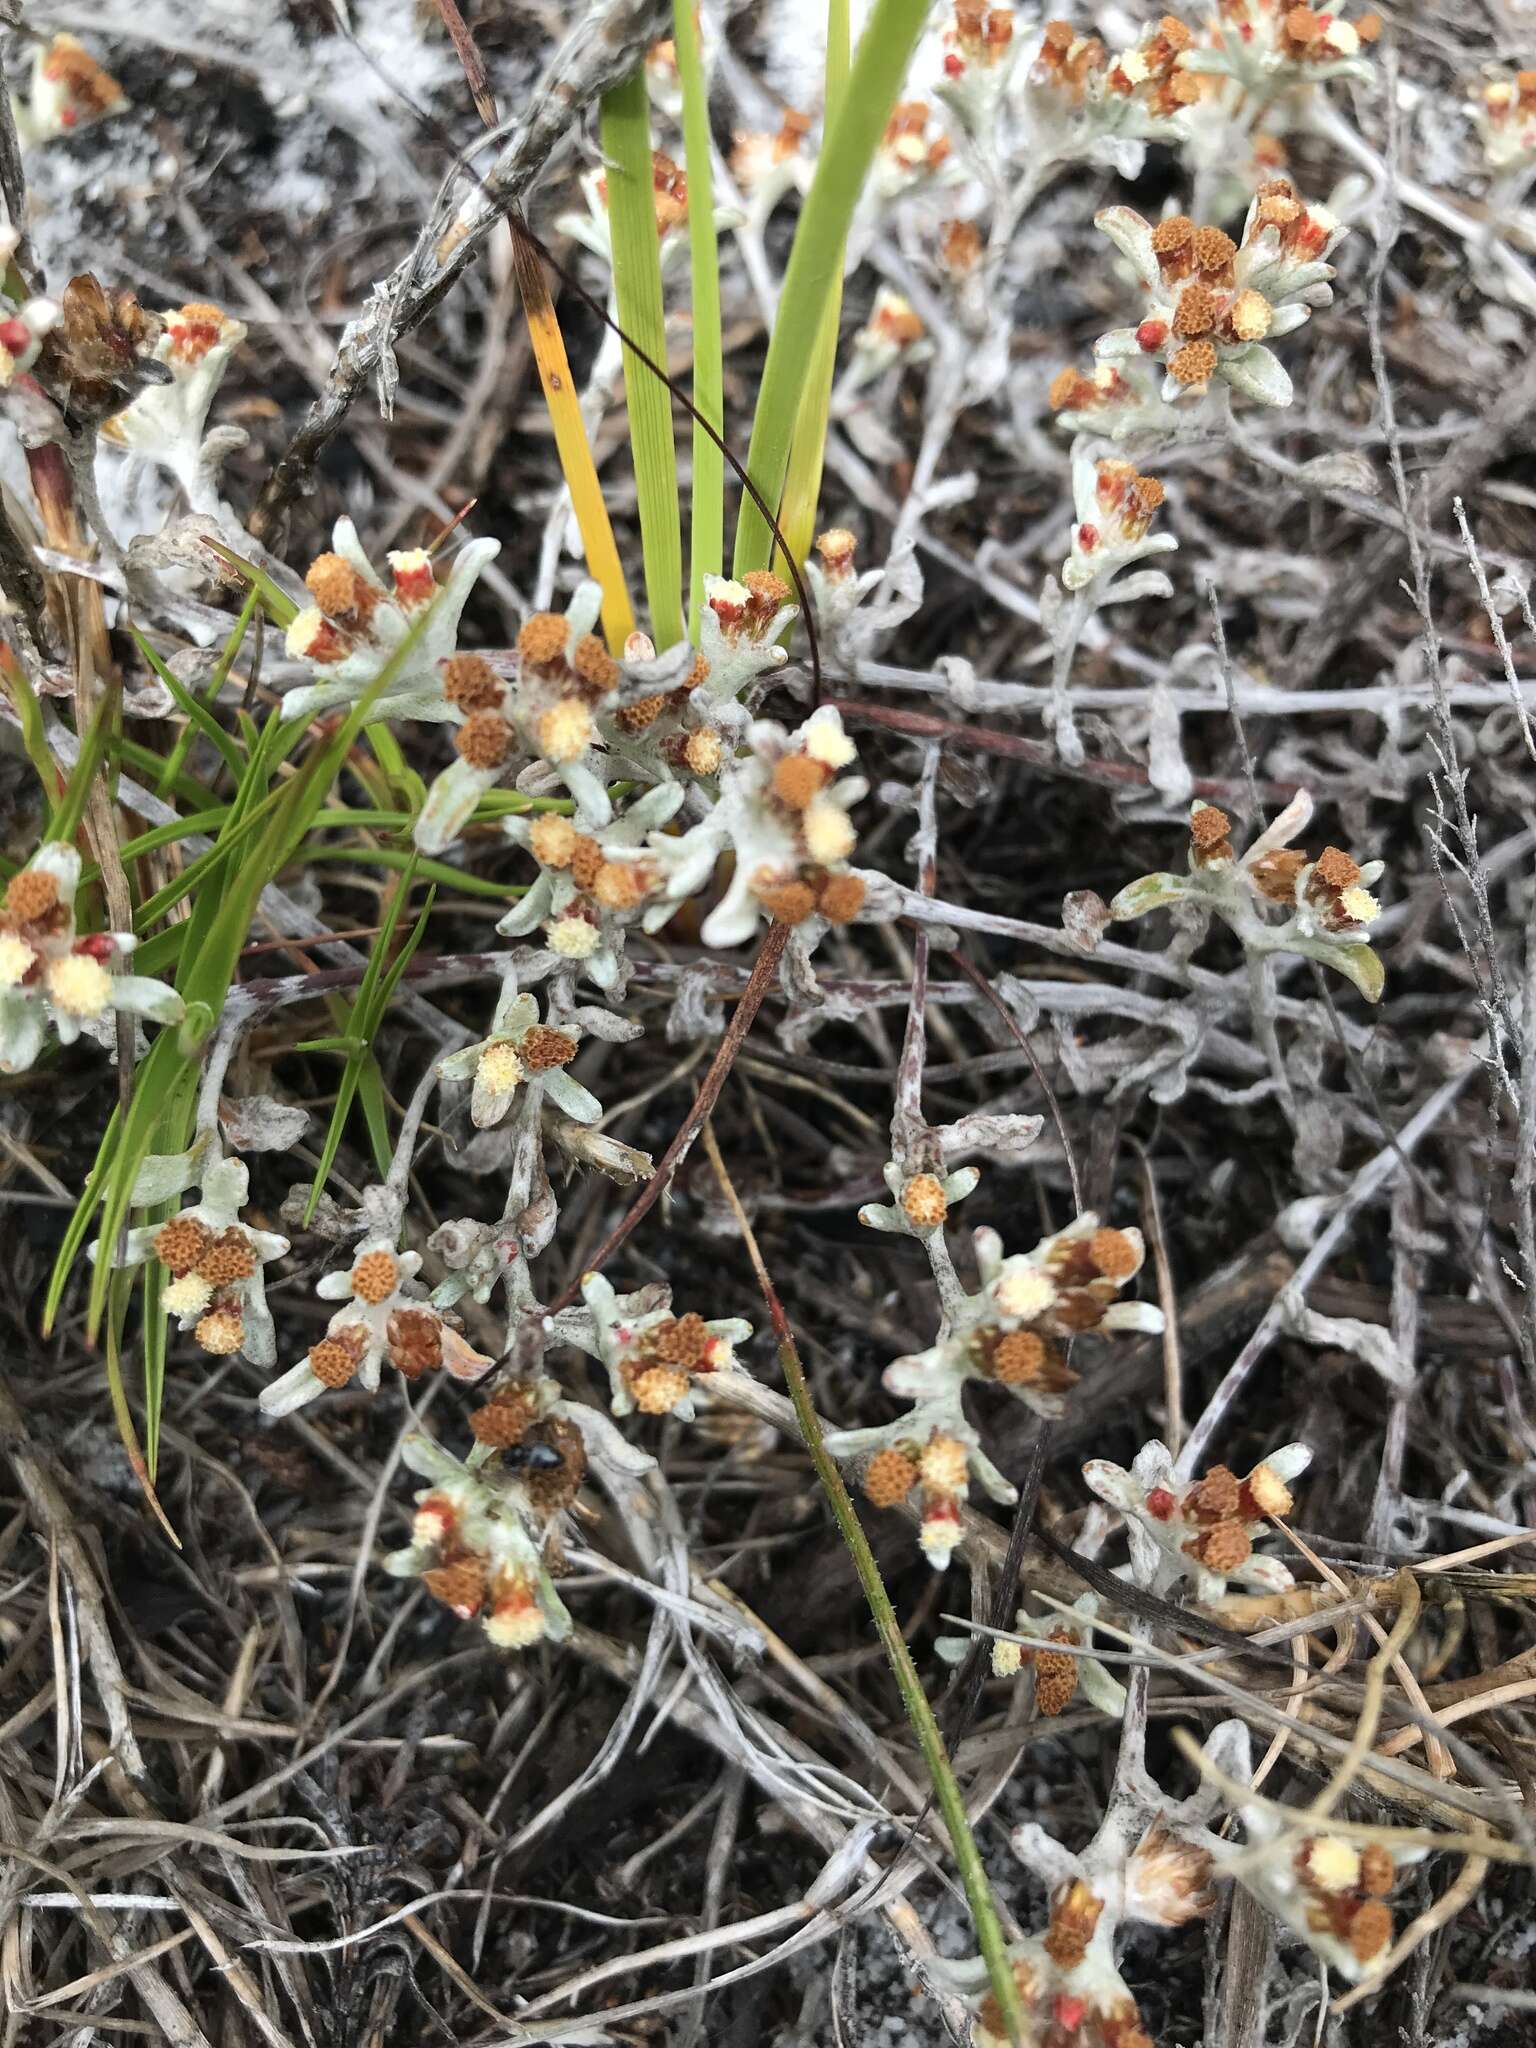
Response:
[[863, 1446, 919, 1507], [815, 527, 857, 574], [441, 653, 503, 711], [650, 1311, 713, 1367], [537, 700, 595, 763], [743, 569, 790, 612], [529, 814, 579, 867], [455, 711, 515, 768], [1151, 213, 1196, 261], [1196, 1518, 1252, 1571], [772, 753, 830, 810], [684, 730, 724, 775], [1192, 224, 1237, 275], [632, 1364, 692, 1413], [817, 872, 867, 924], [570, 633, 620, 692], [991, 1329, 1049, 1384], [351, 1249, 400, 1305], [1249, 848, 1306, 900], [593, 860, 648, 911], [1188, 1463, 1242, 1520], [901, 1173, 948, 1228], [154, 1214, 212, 1275], [568, 835, 604, 890], [195, 1305, 244, 1355], [4, 868, 60, 923], [1358, 1843, 1396, 1897], [1088, 1226, 1139, 1280], [1169, 338, 1218, 386], [752, 875, 817, 925], [305, 552, 368, 618], [1033, 1644, 1080, 1717], [1044, 1878, 1103, 1970], [1242, 1460, 1294, 1518], [310, 1331, 365, 1387], [519, 1024, 578, 1072], [470, 1386, 537, 1447], [386, 1307, 443, 1379], [423, 1556, 487, 1617], [518, 612, 568, 666], [992, 1638, 1024, 1676], [196, 1229, 257, 1286], [1347, 1898, 1392, 1964], [919, 1434, 970, 1492], [1172, 282, 1221, 336], [1313, 845, 1362, 890], [615, 692, 667, 732]]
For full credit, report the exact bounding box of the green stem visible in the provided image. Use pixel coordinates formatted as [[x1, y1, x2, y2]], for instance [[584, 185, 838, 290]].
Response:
[[673, 0, 722, 637], [733, 0, 930, 576], [601, 70, 684, 648], [701, 1125, 1022, 2044]]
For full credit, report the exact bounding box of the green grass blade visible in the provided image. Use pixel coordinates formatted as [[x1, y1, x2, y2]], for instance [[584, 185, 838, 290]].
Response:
[[131, 627, 246, 782], [776, 0, 852, 572], [673, 0, 723, 636], [733, 0, 930, 576], [601, 70, 684, 648], [155, 588, 257, 797], [51, 684, 120, 845]]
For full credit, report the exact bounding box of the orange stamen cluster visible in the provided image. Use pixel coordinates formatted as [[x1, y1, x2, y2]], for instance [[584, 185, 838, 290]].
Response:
[[1048, 363, 1129, 413], [948, 0, 1014, 70], [1107, 15, 1201, 117], [751, 867, 866, 927], [881, 100, 951, 176], [623, 1310, 726, 1415], [1295, 1837, 1398, 1965], [41, 35, 125, 120], [165, 304, 228, 365], [309, 1326, 367, 1388], [1033, 19, 1108, 101], [385, 1307, 443, 1380]]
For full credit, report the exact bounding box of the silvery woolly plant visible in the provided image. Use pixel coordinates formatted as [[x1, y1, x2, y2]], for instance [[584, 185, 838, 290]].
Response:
[[1108, 791, 1387, 1003]]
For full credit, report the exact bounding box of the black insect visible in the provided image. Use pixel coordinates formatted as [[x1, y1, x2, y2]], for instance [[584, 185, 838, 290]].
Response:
[[496, 1438, 565, 1472]]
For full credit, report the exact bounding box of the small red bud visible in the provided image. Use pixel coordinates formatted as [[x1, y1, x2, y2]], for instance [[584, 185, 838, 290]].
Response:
[[1146, 1487, 1177, 1521], [944, 52, 965, 75], [1136, 318, 1167, 352], [1076, 523, 1099, 551]]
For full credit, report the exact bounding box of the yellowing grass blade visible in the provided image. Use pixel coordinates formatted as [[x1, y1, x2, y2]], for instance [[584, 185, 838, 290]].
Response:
[[511, 227, 635, 653]]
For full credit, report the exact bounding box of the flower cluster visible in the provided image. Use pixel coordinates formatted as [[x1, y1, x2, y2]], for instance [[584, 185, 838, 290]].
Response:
[[259, 1240, 496, 1417], [1083, 1439, 1311, 1601], [1061, 453, 1175, 593], [283, 517, 502, 727], [384, 1424, 582, 1649], [642, 705, 869, 949], [1181, 0, 1379, 97], [1219, 1810, 1419, 1980], [1108, 791, 1387, 1001], [1020, 14, 1197, 174], [101, 301, 247, 503], [829, 1214, 1162, 1569], [0, 232, 60, 387], [941, 1592, 1127, 1718], [871, 99, 954, 200], [11, 34, 126, 148], [498, 786, 682, 988], [576, 1272, 751, 1420], [1089, 179, 1346, 410], [729, 109, 812, 215], [102, 1155, 288, 1367], [1479, 71, 1536, 175], [0, 845, 183, 1074], [435, 982, 603, 1131], [558, 156, 690, 266]]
